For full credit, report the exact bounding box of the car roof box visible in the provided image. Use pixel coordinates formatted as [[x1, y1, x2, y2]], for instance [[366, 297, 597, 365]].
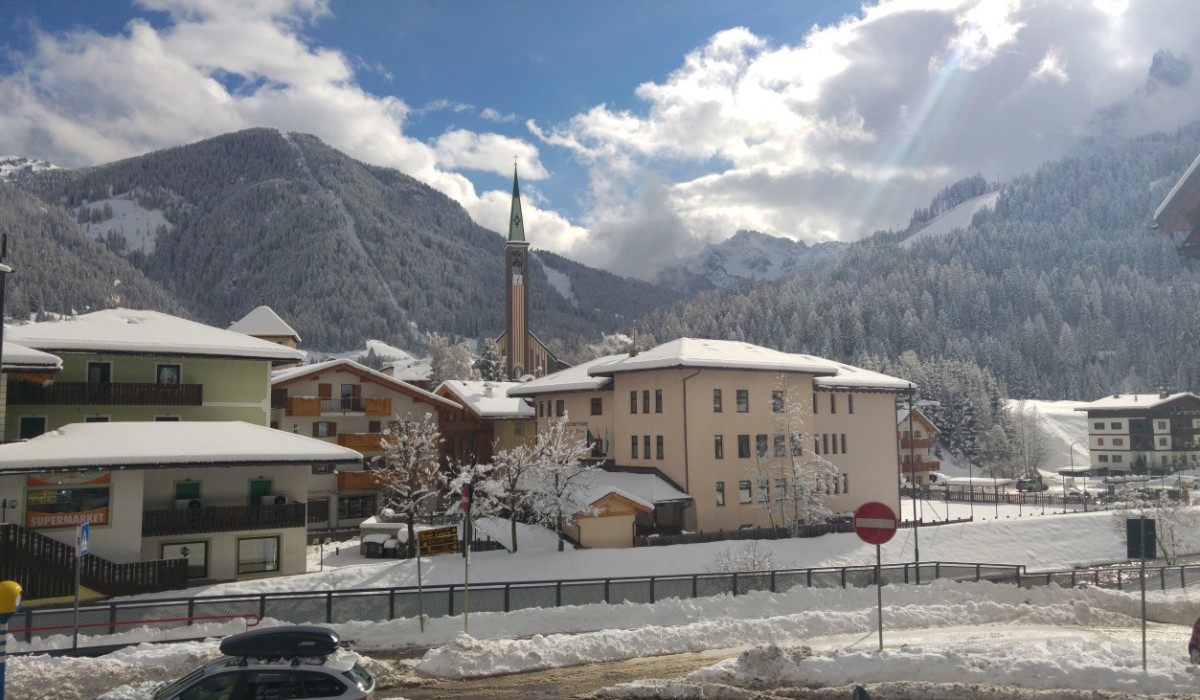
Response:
[[219, 625, 340, 658]]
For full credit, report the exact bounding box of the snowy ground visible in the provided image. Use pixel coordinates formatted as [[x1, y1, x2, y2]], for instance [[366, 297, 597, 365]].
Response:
[[12, 401, 1200, 699]]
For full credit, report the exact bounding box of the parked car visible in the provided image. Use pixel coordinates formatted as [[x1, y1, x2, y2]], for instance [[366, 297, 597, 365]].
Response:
[[152, 625, 375, 699], [1016, 477, 1048, 492], [1190, 616, 1200, 663]]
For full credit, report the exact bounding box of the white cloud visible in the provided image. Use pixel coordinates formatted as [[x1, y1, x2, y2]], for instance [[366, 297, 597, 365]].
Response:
[[540, 0, 1200, 278], [432, 130, 547, 179]]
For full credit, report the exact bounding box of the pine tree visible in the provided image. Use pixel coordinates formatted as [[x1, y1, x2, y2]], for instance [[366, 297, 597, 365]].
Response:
[[474, 338, 506, 381]]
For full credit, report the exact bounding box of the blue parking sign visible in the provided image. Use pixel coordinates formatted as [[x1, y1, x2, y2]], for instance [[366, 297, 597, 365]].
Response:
[[77, 522, 90, 556]]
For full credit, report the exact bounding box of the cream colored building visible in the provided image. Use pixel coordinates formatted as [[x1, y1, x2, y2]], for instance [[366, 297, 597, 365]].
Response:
[[510, 339, 910, 534], [270, 358, 462, 532]]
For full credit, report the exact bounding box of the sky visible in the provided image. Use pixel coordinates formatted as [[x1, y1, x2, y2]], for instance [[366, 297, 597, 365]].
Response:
[[0, 1, 1198, 279], [11, 402, 1200, 698]]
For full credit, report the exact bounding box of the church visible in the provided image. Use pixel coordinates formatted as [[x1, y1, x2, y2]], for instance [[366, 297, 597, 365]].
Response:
[[495, 167, 569, 379]]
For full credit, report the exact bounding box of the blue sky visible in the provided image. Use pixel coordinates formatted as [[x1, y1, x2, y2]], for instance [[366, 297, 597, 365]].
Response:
[[0, 1, 1197, 279]]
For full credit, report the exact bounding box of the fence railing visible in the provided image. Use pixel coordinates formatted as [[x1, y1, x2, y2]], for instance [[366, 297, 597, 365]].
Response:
[[643, 516, 973, 547], [0, 524, 188, 599], [7, 560, 1020, 651]]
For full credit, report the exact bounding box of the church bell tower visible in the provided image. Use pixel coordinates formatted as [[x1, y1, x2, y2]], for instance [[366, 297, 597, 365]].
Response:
[[504, 166, 531, 379]]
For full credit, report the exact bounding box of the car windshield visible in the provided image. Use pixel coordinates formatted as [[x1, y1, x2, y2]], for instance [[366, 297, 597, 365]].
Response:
[[151, 665, 208, 699], [343, 663, 374, 690]]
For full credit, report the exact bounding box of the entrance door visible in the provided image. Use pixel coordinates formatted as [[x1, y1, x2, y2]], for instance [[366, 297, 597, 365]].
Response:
[[249, 478, 273, 505]]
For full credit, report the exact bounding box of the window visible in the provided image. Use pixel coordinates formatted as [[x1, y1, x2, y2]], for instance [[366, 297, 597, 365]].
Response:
[[644, 435, 651, 458], [1113, 438, 1124, 446], [161, 541, 207, 579], [174, 480, 201, 500], [736, 390, 749, 412], [774, 479, 786, 502], [848, 394, 854, 414], [812, 393, 818, 414], [831, 434, 838, 454], [773, 434, 786, 457], [313, 421, 337, 438], [830, 394, 837, 414], [823, 433, 830, 454], [85, 415, 109, 423], [312, 463, 335, 475], [1099, 454, 1109, 462], [655, 389, 663, 413], [791, 433, 803, 456], [18, 416, 46, 440], [713, 389, 723, 412], [591, 398, 603, 415], [555, 400, 565, 417], [1097, 438, 1105, 446], [737, 434, 751, 458], [756, 434, 768, 457], [714, 435, 724, 459], [1110, 422, 1121, 429], [631, 435, 639, 459], [757, 477, 769, 502], [87, 361, 111, 383], [1157, 420, 1167, 430], [656, 435, 664, 459], [772, 390, 784, 413], [156, 363, 181, 385], [368, 420, 382, 433], [340, 383, 358, 410], [338, 494, 375, 519], [739, 480, 752, 503], [1113, 455, 1123, 463], [841, 434, 847, 453], [643, 390, 650, 414], [237, 536, 280, 575], [842, 474, 849, 493], [155, 415, 180, 422], [1093, 421, 1103, 430], [631, 391, 638, 414], [813, 433, 820, 454], [1159, 437, 1168, 447], [716, 482, 725, 506]]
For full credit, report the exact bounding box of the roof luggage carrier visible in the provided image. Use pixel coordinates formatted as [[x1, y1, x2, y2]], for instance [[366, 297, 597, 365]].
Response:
[[218, 625, 341, 660]]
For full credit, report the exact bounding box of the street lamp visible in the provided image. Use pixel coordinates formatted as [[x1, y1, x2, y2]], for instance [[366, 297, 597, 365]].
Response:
[[905, 386, 921, 573], [1069, 439, 1086, 512]]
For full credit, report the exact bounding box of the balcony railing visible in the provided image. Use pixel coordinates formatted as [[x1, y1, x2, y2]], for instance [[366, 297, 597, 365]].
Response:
[[285, 396, 392, 417], [142, 503, 306, 537], [899, 436, 933, 449], [9, 381, 202, 406], [898, 459, 941, 472], [337, 432, 385, 452], [338, 470, 384, 491]]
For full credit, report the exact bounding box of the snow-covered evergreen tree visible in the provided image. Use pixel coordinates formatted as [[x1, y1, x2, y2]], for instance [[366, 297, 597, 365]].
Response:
[[474, 338, 506, 382], [490, 441, 538, 553], [376, 413, 444, 557]]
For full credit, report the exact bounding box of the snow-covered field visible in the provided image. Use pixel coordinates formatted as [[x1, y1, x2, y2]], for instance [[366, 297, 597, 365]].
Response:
[[12, 400, 1200, 699]]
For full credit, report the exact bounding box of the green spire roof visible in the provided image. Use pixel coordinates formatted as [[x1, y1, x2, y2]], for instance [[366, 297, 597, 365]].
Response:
[[508, 166, 526, 243]]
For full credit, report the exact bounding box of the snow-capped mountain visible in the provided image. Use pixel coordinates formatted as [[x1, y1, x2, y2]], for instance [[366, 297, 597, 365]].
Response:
[[0, 155, 58, 181], [659, 230, 849, 292]]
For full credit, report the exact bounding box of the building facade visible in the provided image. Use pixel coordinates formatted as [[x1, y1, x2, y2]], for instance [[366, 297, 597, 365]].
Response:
[[1075, 392, 1200, 474], [510, 338, 910, 533]]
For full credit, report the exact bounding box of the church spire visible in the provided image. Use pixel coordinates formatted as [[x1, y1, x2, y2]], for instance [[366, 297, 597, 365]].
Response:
[[508, 165, 526, 243]]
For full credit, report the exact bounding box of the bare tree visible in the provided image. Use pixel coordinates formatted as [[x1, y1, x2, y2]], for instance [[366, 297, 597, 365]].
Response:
[[526, 414, 595, 552], [490, 441, 539, 553], [1009, 400, 1050, 479], [377, 413, 444, 557]]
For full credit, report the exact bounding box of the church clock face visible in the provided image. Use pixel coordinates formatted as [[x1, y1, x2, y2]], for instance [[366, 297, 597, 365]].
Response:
[[511, 250, 524, 285]]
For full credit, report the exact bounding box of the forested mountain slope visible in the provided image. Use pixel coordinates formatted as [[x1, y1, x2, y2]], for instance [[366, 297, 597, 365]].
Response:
[[13, 129, 680, 351], [0, 185, 184, 320], [631, 122, 1200, 401]]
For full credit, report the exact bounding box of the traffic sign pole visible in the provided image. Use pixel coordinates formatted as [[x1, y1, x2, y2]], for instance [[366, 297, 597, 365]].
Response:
[[854, 502, 898, 654]]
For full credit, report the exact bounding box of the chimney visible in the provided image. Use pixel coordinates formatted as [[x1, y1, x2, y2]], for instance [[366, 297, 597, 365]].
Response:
[[483, 382, 494, 398]]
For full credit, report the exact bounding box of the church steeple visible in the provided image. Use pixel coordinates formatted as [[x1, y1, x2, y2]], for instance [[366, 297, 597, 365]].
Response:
[[508, 165, 526, 243]]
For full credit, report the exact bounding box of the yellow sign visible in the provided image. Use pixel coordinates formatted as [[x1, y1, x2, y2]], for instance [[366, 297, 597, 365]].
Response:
[[417, 526, 459, 555]]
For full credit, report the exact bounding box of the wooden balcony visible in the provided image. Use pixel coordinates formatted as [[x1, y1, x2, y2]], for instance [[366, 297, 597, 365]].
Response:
[[899, 436, 933, 449], [338, 470, 383, 491], [285, 396, 392, 417], [898, 458, 941, 472], [337, 432, 385, 452], [142, 503, 306, 537], [9, 380, 202, 406]]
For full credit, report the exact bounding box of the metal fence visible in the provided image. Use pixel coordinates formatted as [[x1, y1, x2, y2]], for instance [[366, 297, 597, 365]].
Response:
[[8, 560, 1021, 651]]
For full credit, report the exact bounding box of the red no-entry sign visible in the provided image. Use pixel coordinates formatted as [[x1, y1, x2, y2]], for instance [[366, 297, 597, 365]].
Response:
[[854, 501, 898, 545]]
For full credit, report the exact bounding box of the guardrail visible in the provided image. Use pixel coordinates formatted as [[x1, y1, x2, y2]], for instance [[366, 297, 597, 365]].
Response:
[[8, 560, 1021, 651]]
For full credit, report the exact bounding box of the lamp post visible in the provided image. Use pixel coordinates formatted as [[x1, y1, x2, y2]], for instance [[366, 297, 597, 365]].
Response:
[[1069, 439, 1086, 512], [906, 386, 920, 575]]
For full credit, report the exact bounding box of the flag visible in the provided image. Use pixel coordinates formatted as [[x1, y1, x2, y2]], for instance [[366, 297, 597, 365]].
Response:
[[586, 429, 595, 445], [604, 430, 610, 455]]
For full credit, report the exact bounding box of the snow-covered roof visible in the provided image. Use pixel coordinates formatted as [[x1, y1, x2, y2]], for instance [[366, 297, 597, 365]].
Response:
[[811, 360, 912, 390], [896, 407, 939, 433], [590, 339, 837, 376], [384, 356, 432, 383], [6, 309, 304, 362], [2, 341, 62, 373], [272, 358, 461, 410], [578, 469, 692, 509], [1075, 392, 1200, 411], [1154, 150, 1200, 233], [507, 353, 627, 396], [227, 305, 300, 342], [437, 380, 534, 418], [0, 421, 362, 473]]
